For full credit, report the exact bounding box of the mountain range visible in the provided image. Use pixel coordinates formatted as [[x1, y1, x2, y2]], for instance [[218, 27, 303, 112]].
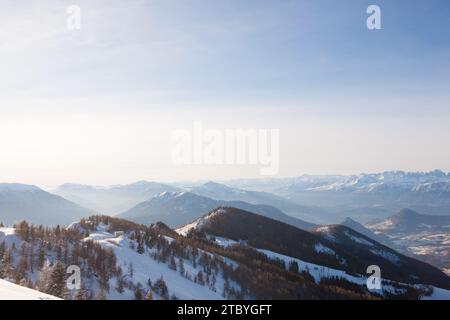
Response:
[[226, 170, 450, 223], [118, 191, 316, 230], [53, 181, 180, 215], [2, 208, 450, 300], [49, 170, 450, 225]]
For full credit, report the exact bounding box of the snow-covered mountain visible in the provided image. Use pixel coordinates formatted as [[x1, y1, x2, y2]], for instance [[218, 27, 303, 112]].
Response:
[[2, 211, 450, 300], [53, 181, 181, 215], [0, 183, 93, 226], [0, 218, 232, 300], [230, 170, 450, 194], [188, 181, 330, 223], [0, 279, 59, 300], [118, 191, 316, 230], [231, 170, 450, 223], [176, 207, 450, 298]]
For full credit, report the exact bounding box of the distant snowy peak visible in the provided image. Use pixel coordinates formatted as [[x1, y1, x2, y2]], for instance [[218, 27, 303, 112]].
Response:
[[148, 191, 208, 207], [412, 182, 450, 193], [156, 191, 187, 199], [288, 170, 450, 193]]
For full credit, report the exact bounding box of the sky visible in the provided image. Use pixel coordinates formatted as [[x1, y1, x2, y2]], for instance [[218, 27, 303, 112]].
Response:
[[0, 0, 450, 186]]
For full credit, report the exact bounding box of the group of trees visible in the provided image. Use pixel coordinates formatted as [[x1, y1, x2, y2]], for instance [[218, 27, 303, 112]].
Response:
[[0, 220, 120, 299], [3, 215, 423, 300]]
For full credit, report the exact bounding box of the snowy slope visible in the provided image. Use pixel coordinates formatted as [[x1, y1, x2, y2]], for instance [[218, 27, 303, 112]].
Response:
[[0, 279, 60, 300], [82, 223, 229, 300], [208, 234, 450, 300]]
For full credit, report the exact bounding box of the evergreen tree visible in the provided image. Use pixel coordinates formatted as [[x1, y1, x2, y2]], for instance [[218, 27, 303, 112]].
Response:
[[116, 276, 125, 294], [16, 256, 28, 283], [289, 260, 299, 273], [1, 249, 14, 279], [196, 271, 205, 285], [178, 258, 185, 276], [153, 276, 169, 300], [37, 261, 53, 293], [137, 241, 145, 254], [134, 288, 143, 300], [127, 263, 134, 279], [37, 244, 46, 269], [74, 288, 87, 300], [47, 261, 67, 298], [169, 255, 177, 271]]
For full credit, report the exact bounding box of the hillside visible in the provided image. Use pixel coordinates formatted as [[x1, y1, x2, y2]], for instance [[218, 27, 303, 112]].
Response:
[[178, 207, 450, 290], [2, 211, 450, 300]]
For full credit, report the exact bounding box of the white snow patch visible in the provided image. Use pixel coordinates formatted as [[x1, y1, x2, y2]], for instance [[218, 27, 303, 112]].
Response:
[[344, 231, 374, 247], [0, 279, 60, 300], [421, 286, 450, 300], [370, 249, 401, 265], [85, 227, 227, 300], [176, 208, 227, 236], [314, 243, 335, 255]]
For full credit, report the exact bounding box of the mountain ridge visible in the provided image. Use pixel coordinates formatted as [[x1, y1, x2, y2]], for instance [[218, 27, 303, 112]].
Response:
[[118, 191, 316, 230], [0, 183, 93, 226], [177, 206, 450, 290]]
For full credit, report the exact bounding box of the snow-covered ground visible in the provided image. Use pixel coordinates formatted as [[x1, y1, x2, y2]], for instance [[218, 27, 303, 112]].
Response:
[[175, 208, 226, 236], [84, 224, 228, 300], [257, 248, 450, 299], [207, 232, 450, 300], [421, 286, 450, 300], [0, 279, 60, 300]]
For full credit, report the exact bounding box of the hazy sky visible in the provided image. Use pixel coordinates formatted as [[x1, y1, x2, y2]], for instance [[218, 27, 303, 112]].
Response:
[[1, 0, 450, 186]]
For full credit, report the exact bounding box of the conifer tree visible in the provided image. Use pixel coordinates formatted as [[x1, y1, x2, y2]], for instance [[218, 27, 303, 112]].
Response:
[[47, 261, 67, 298], [289, 261, 299, 273], [178, 258, 185, 276], [134, 288, 143, 300], [74, 288, 87, 300], [169, 255, 177, 271]]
